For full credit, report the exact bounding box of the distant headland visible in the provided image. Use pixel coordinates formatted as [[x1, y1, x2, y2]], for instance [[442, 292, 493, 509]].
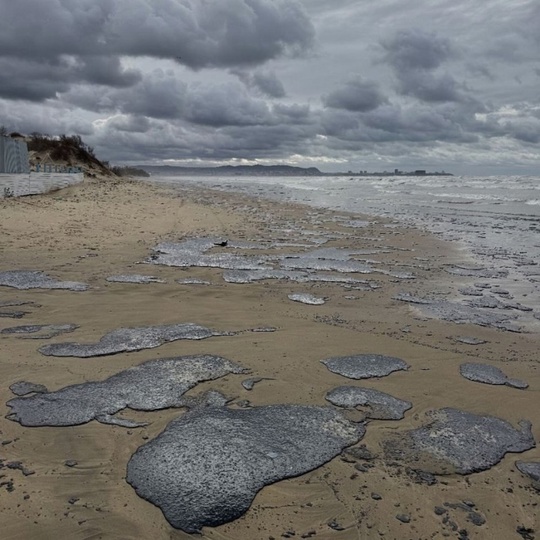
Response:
[[139, 164, 453, 177]]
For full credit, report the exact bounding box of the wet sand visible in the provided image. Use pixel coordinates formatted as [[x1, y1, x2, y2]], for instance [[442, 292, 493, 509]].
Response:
[[0, 177, 538, 539]]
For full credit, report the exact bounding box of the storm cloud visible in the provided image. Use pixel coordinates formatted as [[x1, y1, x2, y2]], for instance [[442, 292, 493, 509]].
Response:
[[323, 78, 388, 112], [380, 30, 469, 103], [381, 30, 454, 72], [233, 70, 287, 98], [0, 0, 314, 67], [0, 0, 539, 174]]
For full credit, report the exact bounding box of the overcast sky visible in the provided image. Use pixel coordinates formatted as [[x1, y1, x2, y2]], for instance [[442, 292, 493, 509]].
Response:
[[1, 0, 539, 174]]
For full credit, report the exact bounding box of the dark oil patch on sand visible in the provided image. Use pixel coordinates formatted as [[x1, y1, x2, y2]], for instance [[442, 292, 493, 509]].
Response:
[[127, 403, 364, 533], [460, 362, 528, 389], [384, 408, 534, 475], [322, 354, 409, 379], [6, 355, 247, 427], [516, 461, 540, 482], [1, 323, 78, 339], [0, 270, 88, 291], [38, 322, 222, 357], [106, 274, 165, 284], [326, 386, 412, 420]]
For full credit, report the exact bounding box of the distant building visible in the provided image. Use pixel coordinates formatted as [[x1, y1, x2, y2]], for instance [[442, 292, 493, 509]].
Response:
[[414, 170, 426, 176], [0, 136, 30, 173]]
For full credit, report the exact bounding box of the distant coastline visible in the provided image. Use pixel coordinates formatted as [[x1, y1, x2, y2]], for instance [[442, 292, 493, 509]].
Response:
[[139, 164, 453, 177]]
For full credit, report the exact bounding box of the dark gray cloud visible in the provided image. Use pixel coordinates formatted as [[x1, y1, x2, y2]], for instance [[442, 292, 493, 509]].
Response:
[[65, 70, 187, 118], [0, 56, 140, 102], [381, 30, 454, 71], [252, 71, 287, 98], [0, 57, 73, 102], [232, 69, 287, 98], [321, 102, 479, 144], [0, 100, 95, 137], [379, 30, 470, 104], [0, 0, 312, 105], [323, 78, 387, 112], [77, 56, 142, 88], [272, 103, 312, 123], [0, 0, 539, 174], [64, 74, 276, 127], [396, 71, 465, 103], [0, 0, 314, 68], [503, 116, 540, 144], [92, 116, 318, 164], [466, 62, 495, 81], [320, 109, 359, 137], [106, 115, 152, 134], [381, 30, 489, 109], [183, 82, 272, 126], [485, 37, 533, 64]]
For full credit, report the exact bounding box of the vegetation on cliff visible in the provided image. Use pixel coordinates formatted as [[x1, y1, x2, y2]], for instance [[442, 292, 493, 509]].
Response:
[[26, 132, 114, 177]]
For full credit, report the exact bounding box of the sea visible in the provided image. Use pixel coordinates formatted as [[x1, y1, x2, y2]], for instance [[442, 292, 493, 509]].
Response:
[[145, 174, 540, 324]]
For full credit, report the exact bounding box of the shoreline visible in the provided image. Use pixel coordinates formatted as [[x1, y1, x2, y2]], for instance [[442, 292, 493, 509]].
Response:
[[0, 178, 538, 539], [141, 174, 540, 330]]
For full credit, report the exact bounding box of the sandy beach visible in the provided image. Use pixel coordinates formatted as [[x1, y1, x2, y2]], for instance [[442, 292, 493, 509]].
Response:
[[0, 177, 538, 540]]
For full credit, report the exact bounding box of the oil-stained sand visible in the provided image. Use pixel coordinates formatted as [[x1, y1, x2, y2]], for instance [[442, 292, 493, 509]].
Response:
[[0, 177, 538, 539], [38, 322, 225, 358], [127, 403, 364, 532], [7, 355, 247, 427]]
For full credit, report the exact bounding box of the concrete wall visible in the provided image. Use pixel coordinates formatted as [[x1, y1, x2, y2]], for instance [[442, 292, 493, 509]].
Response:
[[0, 136, 30, 173], [0, 173, 84, 198]]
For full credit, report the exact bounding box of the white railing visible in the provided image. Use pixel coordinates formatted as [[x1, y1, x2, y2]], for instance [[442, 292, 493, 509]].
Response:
[[0, 137, 30, 174], [0, 173, 84, 198]]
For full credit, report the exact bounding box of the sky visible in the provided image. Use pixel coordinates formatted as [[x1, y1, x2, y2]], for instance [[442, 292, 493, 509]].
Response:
[[0, 0, 539, 175]]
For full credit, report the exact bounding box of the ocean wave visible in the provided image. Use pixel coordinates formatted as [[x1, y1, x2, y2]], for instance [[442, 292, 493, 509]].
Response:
[[437, 199, 475, 204], [525, 199, 540, 206], [425, 191, 522, 203]]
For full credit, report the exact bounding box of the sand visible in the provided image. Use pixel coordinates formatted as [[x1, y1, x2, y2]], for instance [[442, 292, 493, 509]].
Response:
[[0, 177, 538, 539]]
